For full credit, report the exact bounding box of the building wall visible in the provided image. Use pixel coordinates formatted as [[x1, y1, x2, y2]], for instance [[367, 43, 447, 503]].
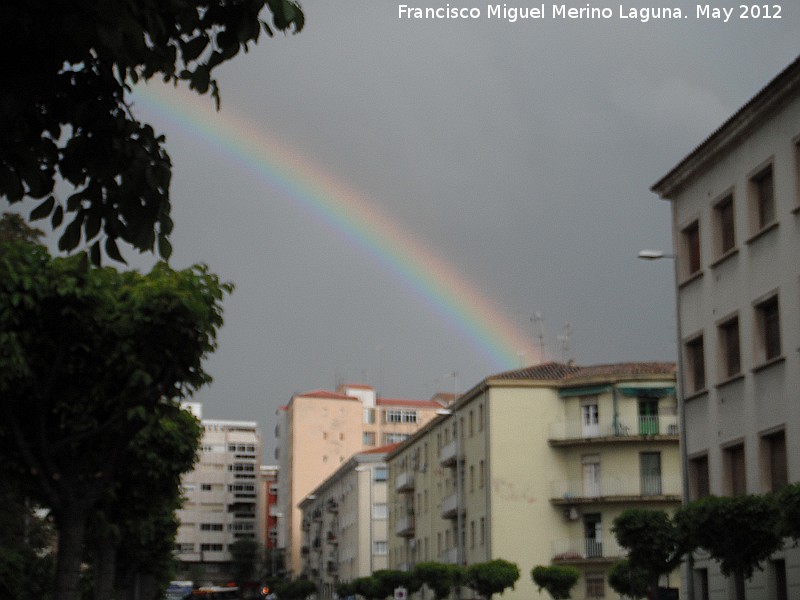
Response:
[[280, 387, 446, 576], [387, 364, 681, 600], [653, 57, 800, 600], [175, 418, 262, 582]]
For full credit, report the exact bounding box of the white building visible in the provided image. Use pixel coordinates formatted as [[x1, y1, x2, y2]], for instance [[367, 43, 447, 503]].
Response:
[[298, 445, 397, 599], [174, 404, 262, 582], [652, 55, 800, 600]]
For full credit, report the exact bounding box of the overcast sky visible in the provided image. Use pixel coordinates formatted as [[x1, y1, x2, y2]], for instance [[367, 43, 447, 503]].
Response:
[[27, 1, 800, 456]]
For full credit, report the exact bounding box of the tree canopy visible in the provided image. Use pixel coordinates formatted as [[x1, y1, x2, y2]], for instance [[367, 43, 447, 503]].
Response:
[[413, 561, 464, 600], [0, 239, 231, 600], [531, 565, 580, 600], [0, 0, 303, 263], [465, 559, 520, 600]]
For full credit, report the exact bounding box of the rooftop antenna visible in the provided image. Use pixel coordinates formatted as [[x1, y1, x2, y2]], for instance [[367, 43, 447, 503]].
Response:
[[558, 322, 573, 363], [531, 312, 545, 363]]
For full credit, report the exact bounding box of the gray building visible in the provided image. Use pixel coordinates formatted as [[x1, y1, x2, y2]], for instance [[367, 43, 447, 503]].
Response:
[[652, 55, 800, 600]]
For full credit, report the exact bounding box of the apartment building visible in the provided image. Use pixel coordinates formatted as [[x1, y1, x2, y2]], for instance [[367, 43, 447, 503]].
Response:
[[174, 405, 262, 582], [652, 55, 800, 600], [386, 362, 680, 600], [298, 445, 398, 598], [259, 465, 280, 550], [275, 384, 447, 576]]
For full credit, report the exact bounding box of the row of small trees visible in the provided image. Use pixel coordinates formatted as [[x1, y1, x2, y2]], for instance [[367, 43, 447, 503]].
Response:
[[335, 559, 521, 600], [609, 483, 800, 600]]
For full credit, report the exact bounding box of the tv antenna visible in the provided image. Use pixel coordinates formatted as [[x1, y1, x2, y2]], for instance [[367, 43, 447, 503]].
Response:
[[530, 312, 545, 363], [558, 322, 573, 362]]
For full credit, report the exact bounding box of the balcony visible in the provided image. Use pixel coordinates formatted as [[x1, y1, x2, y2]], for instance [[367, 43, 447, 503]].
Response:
[[326, 499, 339, 513], [396, 515, 415, 537], [326, 531, 338, 545], [440, 492, 464, 519], [439, 439, 463, 467], [395, 471, 415, 493], [548, 415, 679, 445], [551, 537, 626, 562], [441, 547, 459, 564], [550, 475, 681, 504]]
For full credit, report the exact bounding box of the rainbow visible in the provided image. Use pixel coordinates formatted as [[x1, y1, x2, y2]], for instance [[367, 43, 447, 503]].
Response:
[[133, 84, 536, 370]]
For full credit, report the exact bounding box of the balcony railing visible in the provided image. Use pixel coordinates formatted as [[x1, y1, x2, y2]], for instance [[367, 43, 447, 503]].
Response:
[[395, 471, 415, 493], [440, 547, 458, 564], [551, 537, 626, 562], [439, 439, 462, 466], [440, 492, 464, 519], [550, 475, 681, 502], [396, 515, 415, 537], [549, 415, 679, 442]]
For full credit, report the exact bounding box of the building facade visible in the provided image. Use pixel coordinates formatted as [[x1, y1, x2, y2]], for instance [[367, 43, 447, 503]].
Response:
[[386, 362, 681, 600], [174, 406, 262, 582], [298, 446, 398, 598], [652, 55, 800, 600], [275, 384, 448, 576]]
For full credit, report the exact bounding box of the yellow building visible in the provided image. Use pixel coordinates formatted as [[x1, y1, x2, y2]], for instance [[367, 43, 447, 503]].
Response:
[[387, 362, 680, 600], [276, 384, 448, 576]]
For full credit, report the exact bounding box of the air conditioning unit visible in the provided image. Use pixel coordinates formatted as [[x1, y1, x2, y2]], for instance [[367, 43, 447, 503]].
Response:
[[563, 507, 580, 521]]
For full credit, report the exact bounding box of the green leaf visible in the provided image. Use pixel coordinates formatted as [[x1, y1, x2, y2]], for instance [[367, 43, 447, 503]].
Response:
[[157, 234, 172, 260], [51, 205, 64, 228], [30, 196, 55, 221], [105, 237, 126, 264]]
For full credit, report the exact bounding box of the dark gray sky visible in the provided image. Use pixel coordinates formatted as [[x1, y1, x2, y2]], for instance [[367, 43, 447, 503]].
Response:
[[31, 2, 800, 456]]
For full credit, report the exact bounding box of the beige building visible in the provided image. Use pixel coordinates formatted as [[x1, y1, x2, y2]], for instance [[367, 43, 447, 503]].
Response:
[[298, 445, 398, 598], [652, 55, 800, 600], [275, 384, 448, 576], [174, 404, 262, 582], [386, 362, 680, 600]]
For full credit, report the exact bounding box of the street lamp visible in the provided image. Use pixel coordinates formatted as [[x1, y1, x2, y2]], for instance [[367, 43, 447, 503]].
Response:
[[637, 248, 692, 600]]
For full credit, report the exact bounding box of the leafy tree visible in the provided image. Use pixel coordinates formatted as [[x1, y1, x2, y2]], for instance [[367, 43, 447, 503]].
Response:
[[94, 405, 203, 599], [778, 482, 800, 541], [675, 494, 784, 600], [0, 212, 45, 245], [0, 0, 303, 263], [351, 576, 383, 600], [0, 240, 231, 600], [274, 577, 317, 600], [229, 539, 263, 586], [612, 509, 684, 597], [413, 561, 465, 600], [371, 569, 421, 600], [465, 559, 520, 600], [607, 560, 649, 600], [530, 565, 579, 600], [0, 479, 56, 600]]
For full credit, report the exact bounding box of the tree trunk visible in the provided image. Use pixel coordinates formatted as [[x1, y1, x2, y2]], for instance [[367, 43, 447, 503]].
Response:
[[93, 534, 118, 600], [54, 504, 88, 600], [734, 573, 746, 600]]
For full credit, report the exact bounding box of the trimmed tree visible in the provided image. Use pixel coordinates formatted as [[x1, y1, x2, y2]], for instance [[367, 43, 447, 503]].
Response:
[[675, 494, 784, 600], [612, 509, 685, 598], [0, 240, 231, 600], [607, 560, 649, 600], [414, 562, 465, 600], [465, 559, 520, 600], [531, 565, 580, 599]]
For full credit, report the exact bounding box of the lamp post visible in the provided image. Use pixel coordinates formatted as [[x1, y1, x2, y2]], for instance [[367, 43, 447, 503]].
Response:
[[637, 248, 693, 600]]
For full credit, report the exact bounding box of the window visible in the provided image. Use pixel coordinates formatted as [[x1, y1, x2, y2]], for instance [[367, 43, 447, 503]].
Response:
[[384, 409, 418, 423], [695, 568, 710, 600], [585, 573, 605, 598], [724, 443, 747, 496], [470, 521, 475, 548], [478, 404, 484, 431], [374, 466, 387, 482], [364, 408, 375, 424], [478, 460, 485, 488], [480, 517, 485, 545], [718, 316, 741, 378], [771, 559, 788, 600], [363, 431, 376, 446], [750, 164, 775, 231], [583, 513, 602, 558], [372, 503, 388, 519], [384, 433, 409, 444], [201, 483, 212, 491], [469, 465, 474, 492], [581, 400, 600, 437], [685, 334, 706, 392], [581, 454, 600, 498], [373, 541, 387, 555], [755, 294, 781, 362], [689, 454, 710, 500], [714, 194, 736, 256], [761, 430, 788, 492], [640, 452, 662, 496], [681, 219, 701, 278], [200, 543, 224, 552], [469, 410, 474, 436]]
